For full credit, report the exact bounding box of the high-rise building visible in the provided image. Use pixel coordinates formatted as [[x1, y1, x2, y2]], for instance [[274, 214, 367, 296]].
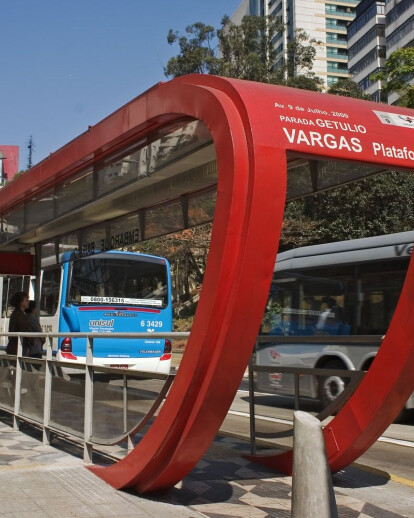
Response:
[[230, 0, 360, 88], [347, 0, 386, 102], [384, 0, 414, 104]]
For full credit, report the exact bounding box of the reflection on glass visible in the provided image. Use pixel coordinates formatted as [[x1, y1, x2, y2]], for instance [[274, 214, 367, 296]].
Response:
[[41, 241, 57, 268], [188, 189, 216, 227], [0, 358, 16, 409], [97, 120, 213, 198], [59, 233, 79, 263], [0, 204, 24, 244], [109, 214, 140, 250], [286, 158, 384, 200], [19, 360, 45, 422], [55, 169, 93, 217], [50, 368, 85, 437], [145, 200, 184, 240], [92, 375, 165, 441], [25, 190, 55, 232], [81, 226, 107, 256]]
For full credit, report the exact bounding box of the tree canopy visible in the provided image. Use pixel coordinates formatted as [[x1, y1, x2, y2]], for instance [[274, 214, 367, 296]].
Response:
[[166, 16, 323, 91], [371, 47, 414, 108], [327, 78, 371, 100]]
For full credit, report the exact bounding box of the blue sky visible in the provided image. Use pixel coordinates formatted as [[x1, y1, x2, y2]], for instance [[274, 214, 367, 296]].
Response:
[[1, 0, 241, 169]]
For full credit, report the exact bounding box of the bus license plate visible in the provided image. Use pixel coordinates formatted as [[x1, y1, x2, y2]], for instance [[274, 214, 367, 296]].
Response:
[[110, 365, 129, 369]]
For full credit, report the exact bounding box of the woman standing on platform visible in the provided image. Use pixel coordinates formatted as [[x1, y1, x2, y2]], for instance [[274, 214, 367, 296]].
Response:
[[25, 301, 44, 358], [6, 292, 33, 356]]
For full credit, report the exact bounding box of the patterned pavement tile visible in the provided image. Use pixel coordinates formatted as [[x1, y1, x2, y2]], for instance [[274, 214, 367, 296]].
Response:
[[0, 414, 412, 518]]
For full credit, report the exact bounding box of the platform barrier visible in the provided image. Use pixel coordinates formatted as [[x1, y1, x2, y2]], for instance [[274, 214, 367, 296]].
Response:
[[0, 331, 186, 462]]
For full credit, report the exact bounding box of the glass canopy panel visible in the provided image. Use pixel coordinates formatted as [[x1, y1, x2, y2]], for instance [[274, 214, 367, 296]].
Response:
[[25, 189, 55, 232], [145, 200, 185, 240], [286, 156, 387, 200], [55, 169, 93, 217], [188, 189, 217, 227], [0, 204, 24, 244], [58, 233, 79, 263], [96, 119, 213, 198]]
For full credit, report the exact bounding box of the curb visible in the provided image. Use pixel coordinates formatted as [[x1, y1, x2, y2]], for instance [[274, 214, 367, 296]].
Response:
[[217, 429, 414, 489]]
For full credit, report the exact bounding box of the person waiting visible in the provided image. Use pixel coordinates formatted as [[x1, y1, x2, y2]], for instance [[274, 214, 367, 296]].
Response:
[[7, 292, 33, 356], [25, 301, 45, 359]]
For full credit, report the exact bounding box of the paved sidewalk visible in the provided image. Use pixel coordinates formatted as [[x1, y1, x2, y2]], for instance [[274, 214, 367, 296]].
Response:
[[0, 415, 413, 517], [0, 418, 202, 518]]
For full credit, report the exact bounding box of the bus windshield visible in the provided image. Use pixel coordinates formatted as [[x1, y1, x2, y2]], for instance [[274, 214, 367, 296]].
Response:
[[69, 255, 168, 308]]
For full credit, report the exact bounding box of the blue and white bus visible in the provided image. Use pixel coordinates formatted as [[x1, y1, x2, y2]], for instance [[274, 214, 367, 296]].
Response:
[[1, 251, 173, 373]]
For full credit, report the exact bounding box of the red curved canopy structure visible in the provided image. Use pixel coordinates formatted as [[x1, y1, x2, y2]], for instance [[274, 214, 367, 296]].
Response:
[[1, 75, 414, 492]]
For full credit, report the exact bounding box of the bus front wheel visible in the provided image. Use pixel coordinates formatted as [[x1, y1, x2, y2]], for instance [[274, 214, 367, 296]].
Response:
[[318, 359, 347, 408]]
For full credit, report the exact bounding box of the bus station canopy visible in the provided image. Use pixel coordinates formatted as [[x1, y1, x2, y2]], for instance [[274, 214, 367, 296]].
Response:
[[0, 74, 413, 269], [1, 75, 414, 493]]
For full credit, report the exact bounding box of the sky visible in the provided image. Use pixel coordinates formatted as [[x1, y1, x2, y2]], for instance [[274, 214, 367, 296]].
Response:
[[1, 0, 241, 170]]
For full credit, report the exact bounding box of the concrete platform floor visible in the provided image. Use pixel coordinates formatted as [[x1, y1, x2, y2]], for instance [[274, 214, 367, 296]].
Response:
[[0, 414, 413, 518]]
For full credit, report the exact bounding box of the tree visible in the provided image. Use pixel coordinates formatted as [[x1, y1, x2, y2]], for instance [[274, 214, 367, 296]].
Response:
[[327, 78, 371, 100], [165, 23, 218, 77], [371, 48, 414, 108], [165, 16, 323, 91], [299, 172, 414, 244]]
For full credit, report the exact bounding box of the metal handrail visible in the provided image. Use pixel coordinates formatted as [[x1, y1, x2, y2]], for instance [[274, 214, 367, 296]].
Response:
[[247, 337, 369, 454], [255, 334, 383, 344], [0, 330, 187, 461]]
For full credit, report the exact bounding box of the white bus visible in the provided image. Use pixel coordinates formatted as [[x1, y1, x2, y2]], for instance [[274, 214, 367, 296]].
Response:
[[256, 231, 414, 410]]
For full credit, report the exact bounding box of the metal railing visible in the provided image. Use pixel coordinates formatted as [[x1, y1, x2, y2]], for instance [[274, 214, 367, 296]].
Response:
[[0, 331, 190, 462], [0, 331, 379, 461], [247, 335, 381, 454]]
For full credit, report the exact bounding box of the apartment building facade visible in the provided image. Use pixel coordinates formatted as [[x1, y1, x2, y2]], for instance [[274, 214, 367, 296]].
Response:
[[231, 0, 360, 87], [347, 0, 386, 102]]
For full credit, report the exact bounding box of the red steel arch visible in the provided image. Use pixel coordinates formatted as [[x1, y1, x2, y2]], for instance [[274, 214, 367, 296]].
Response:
[[1, 75, 414, 491]]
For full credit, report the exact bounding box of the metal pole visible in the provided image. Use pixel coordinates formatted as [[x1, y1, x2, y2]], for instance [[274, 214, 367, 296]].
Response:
[[13, 336, 24, 430], [248, 344, 257, 455], [123, 375, 134, 451], [42, 335, 53, 445], [123, 374, 127, 434], [83, 336, 94, 463], [294, 373, 300, 411]]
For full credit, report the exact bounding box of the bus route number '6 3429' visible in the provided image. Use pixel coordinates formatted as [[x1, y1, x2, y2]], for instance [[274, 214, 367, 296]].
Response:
[[140, 320, 163, 328]]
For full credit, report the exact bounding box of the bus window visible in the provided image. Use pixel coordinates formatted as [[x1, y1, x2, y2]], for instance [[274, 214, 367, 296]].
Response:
[[22, 276, 31, 294], [1, 278, 9, 318], [40, 268, 62, 316], [69, 256, 168, 307], [358, 271, 406, 335], [7, 277, 25, 317], [261, 273, 347, 336]]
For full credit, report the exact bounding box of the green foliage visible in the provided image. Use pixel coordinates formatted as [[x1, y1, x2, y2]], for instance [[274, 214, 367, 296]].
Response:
[[327, 79, 371, 100], [286, 30, 320, 78], [298, 172, 414, 244], [165, 16, 323, 91], [371, 48, 414, 108], [216, 15, 285, 83], [165, 23, 218, 76]]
